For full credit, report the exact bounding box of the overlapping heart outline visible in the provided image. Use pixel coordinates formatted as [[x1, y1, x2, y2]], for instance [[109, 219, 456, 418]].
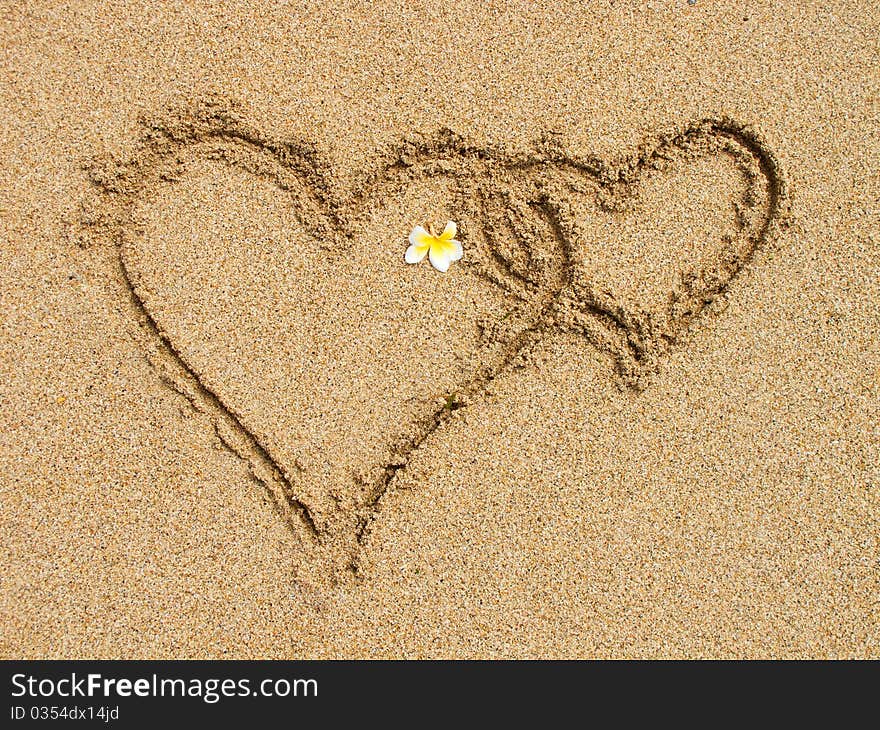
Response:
[[81, 98, 789, 575]]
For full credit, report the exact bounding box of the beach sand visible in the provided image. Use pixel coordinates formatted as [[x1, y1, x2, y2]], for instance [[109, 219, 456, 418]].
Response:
[[1, 0, 877, 658]]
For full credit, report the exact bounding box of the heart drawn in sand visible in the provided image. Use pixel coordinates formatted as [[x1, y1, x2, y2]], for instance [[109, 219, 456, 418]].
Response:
[[82, 100, 788, 573]]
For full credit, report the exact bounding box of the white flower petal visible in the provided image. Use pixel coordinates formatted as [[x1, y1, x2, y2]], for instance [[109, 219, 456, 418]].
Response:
[[429, 245, 452, 272], [449, 239, 463, 261], [405, 243, 428, 263], [409, 225, 433, 248], [440, 221, 457, 241]]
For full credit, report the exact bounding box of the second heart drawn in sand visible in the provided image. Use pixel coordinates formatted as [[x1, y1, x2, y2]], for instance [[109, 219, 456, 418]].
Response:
[[81, 99, 789, 574]]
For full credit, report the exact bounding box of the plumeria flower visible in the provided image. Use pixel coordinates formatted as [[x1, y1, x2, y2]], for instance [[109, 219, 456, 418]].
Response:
[[405, 221, 463, 272]]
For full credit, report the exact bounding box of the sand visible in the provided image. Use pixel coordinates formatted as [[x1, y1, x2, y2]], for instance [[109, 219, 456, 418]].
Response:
[[1, 1, 877, 658]]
